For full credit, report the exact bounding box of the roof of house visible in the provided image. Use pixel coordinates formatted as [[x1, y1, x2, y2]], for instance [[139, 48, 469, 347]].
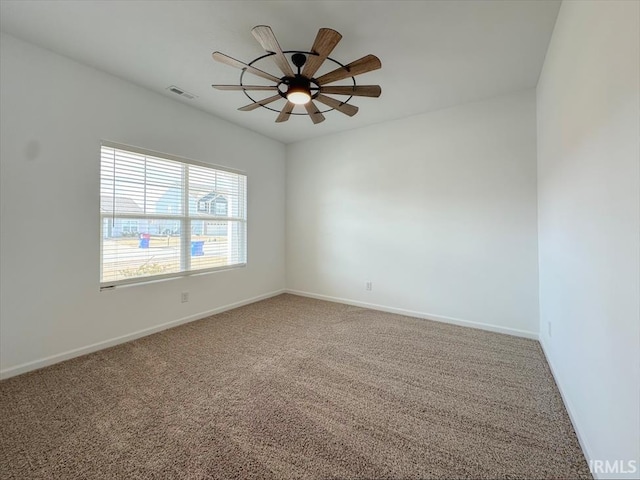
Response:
[[100, 195, 143, 214], [198, 192, 227, 203]]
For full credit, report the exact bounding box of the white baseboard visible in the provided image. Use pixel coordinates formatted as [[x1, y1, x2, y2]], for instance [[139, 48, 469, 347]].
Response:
[[285, 289, 538, 340], [539, 337, 596, 478], [0, 289, 286, 380]]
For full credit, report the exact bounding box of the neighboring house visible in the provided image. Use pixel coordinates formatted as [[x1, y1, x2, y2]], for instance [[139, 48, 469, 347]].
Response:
[[155, 186, 229, 237], [197, 192, 228, 217], [101, 187, 230, 239], [196, 192, 228, 236], [154, 186, 184, 235], [100, 195, 149, 238]]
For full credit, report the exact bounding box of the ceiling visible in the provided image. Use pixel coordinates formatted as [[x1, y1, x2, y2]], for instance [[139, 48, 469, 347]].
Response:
[[0, 0, 560, 144]]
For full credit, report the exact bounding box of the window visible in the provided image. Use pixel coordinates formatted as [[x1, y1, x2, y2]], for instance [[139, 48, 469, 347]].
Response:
[[100, 143, 247, 288], [121, 220, 139, 235]]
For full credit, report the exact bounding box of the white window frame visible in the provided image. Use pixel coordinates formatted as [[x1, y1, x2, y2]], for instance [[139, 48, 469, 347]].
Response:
[[100, 141, 247, 289]]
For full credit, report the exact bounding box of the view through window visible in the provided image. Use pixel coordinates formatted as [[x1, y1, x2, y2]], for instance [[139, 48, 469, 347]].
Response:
[[100, 143, 247, 287]]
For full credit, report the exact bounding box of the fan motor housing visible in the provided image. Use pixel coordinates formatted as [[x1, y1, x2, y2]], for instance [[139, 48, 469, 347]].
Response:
[[279, 74, 318, 100], [288, 74, 310, 92]]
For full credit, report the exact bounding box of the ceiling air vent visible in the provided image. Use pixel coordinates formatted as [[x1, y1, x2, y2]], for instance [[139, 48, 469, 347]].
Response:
[[166, 85, 197, 100]]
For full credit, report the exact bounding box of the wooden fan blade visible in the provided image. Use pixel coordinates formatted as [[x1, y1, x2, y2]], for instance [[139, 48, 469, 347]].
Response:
[[301, 28, 342, 79], [316, 54, 381, 85], [238, 94, 283, 112], [212, 85, 278, 91], [212, 52, 280, 83], [315, 94, 359, 117], [319, 85, 381, 97], [304, 101, 325, 124], [251, 25, 295, 77], [276, 102, 295, 123]]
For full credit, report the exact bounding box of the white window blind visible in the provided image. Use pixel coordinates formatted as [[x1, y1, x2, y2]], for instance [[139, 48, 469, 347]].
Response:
[[100, 143, 247, 288]]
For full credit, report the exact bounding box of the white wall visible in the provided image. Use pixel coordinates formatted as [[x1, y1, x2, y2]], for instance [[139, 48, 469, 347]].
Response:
[[0, 33, 286, 377], [536, 1, 640, 476], [286, 90, 539, 337]]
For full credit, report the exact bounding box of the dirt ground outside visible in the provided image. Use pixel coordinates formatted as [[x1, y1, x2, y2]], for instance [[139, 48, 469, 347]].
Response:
[[102, 235, 229, 283]]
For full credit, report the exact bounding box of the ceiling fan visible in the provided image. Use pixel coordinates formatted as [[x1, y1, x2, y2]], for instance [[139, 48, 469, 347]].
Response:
[[211, 26, 382, 124]]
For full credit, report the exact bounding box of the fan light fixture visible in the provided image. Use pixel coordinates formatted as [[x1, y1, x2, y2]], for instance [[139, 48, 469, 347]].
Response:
[[286, 75, 312, 105], [287, 88, 311, 105]]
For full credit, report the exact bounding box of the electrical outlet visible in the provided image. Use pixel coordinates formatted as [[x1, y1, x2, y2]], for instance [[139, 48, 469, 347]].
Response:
[[181, 292, 189, 303], [365, 281, 372, 291], [548, 322, 552, 337]]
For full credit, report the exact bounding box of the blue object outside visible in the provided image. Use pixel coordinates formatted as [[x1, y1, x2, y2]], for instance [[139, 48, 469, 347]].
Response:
[[191, 241, 205, 256], [138, 234, 151, 249]]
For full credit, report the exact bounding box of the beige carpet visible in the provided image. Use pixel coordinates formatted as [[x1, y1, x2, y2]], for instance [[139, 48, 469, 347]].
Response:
[[0, 294, 590, 479]]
